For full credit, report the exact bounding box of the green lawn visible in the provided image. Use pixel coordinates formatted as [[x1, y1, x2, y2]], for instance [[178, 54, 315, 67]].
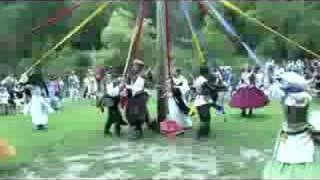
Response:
[[0, 98, 319, 178]]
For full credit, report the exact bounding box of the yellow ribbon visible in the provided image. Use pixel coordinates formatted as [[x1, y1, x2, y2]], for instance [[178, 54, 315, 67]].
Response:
[[220, 0, 320, 59], [25, 2, 110, 75], [191, 32, 206, 65]]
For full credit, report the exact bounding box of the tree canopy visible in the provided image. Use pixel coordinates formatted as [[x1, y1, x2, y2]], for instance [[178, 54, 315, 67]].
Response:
[[2, 1, 320, 76]]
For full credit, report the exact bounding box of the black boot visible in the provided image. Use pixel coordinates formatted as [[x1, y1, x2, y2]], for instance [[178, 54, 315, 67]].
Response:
[[195, 121, 210, 141], [248, 109, 253, 117], [241, 109, 247, 117], [114, 123, 121, 137]]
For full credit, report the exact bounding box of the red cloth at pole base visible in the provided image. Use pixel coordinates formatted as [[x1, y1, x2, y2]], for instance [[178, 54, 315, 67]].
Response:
[[160, 119, 184, 137]]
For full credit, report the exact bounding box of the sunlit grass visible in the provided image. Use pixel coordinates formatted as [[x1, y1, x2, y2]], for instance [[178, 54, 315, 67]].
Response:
[[0, 97, 318, 177]]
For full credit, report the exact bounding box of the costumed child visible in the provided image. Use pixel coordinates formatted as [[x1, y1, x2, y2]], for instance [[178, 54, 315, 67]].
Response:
[[23, 86, 54, 131], [263, 72, 320, 179], [230, 66, 269, 117], [0, 84, 9, 115], [97, 74, 127, 137]]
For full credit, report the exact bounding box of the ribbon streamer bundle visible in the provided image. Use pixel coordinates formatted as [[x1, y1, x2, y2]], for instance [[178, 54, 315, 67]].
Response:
[[24, 2, 110, 76]]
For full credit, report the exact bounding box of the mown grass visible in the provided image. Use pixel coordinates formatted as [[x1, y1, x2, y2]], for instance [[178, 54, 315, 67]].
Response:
[[0, 97, 319, 178]]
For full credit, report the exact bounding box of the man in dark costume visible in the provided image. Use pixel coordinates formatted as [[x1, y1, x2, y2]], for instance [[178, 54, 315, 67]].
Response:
[[97, 73, 127, 137], [122, 59, 149, 140], [192, 66, 213, 140]]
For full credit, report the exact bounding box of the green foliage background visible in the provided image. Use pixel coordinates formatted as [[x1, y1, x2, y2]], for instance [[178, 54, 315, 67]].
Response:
[[1, 1, 320, 76]]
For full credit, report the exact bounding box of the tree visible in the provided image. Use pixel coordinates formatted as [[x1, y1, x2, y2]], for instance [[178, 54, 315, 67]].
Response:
[[100, 7, 156, 68]]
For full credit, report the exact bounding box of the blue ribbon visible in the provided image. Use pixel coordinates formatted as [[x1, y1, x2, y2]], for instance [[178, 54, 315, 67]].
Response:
[[203, 1, 264, 68]]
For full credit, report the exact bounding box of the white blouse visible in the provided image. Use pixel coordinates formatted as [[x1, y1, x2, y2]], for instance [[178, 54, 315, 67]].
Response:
[[126, 76, 145, 97], [106, 82, 120, 97], [192, 75, 212, 107]]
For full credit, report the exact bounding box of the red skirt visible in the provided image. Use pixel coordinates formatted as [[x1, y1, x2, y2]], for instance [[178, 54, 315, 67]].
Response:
[[229, 86, 269, 109]]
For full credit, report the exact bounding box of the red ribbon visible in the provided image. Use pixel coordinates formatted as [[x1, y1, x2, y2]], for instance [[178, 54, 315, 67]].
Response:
[[32, 0, 81, 33], [197, 1, 209, 17]]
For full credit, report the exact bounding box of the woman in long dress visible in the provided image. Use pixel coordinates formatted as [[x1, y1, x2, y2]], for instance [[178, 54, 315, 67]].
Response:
[[167, 68, 193, 134], [263, 72, 320, 179], [23, 86, 54, 130], [123, 59, 149, 140], [229, 66, 269, 117]]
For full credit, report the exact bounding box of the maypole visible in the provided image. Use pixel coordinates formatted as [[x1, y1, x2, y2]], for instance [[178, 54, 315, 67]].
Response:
[[156, 0, 169, 122], [121, 0, 146, 80]]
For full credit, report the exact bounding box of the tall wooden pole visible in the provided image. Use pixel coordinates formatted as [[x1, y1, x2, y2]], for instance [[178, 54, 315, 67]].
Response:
[[156, 1, 168, 122]]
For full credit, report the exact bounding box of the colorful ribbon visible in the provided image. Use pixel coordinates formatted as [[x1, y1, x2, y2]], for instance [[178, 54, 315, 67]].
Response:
[[202, 1, 263, 67], [220, 0, 320, 59], [121, 0, 146, 80], [32, 0, 82, 33], [24, 2, 110, 75], [180, 1, 207, 66]]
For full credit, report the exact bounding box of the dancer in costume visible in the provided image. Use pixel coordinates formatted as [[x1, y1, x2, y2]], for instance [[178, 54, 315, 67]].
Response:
[[95, 67, 106, 93], [48, 76, 61, 111], [23, 86, 54, 131], [123, 59, 149, 140], [13, 84, 25, 113], [230, 66, 269, 117], [97, 73, 127, 137], [68, 71, 80, 101], [192, 66, 213, 140], [221, 66, 233, 96], [86, 71, 98, 100], [1, 74, 18, 114], [263, 71, 320, 179], [209, 68, 228, 116], [167, 68, 193, 134], [264, 62, 284, 100], [19, 70, 49, 105]]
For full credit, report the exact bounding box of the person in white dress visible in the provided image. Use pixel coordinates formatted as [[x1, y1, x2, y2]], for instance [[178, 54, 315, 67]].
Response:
[[167, 68, 193, 133], [68, 71, 80, 101], [86, 71, 98, 99], [263, 71, 320, 179], [23, 86, 54, 131]]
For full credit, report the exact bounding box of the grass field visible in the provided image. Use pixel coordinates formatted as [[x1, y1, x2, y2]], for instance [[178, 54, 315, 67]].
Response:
[[0, 97, 319, 178]]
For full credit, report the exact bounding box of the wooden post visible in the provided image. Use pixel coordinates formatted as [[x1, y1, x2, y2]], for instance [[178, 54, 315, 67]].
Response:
[[156, 1, 168, 122]]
